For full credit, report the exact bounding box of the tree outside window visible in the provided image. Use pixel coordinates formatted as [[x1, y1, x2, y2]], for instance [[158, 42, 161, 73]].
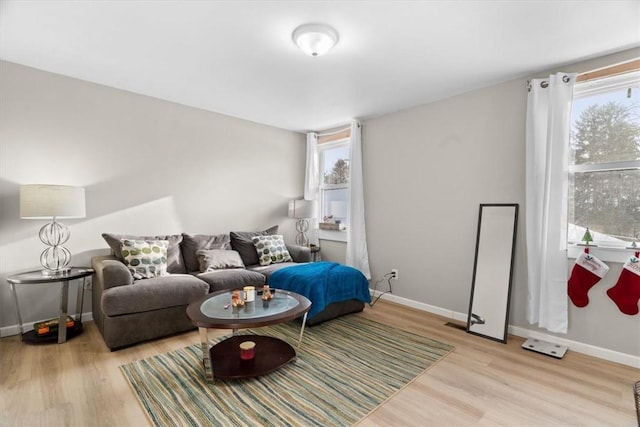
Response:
[[324, 158, 349, 184]]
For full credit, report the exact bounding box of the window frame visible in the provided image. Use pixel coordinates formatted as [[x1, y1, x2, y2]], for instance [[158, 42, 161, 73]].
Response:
[[566, 67, 640, 263], [317, 137, 350, 242]]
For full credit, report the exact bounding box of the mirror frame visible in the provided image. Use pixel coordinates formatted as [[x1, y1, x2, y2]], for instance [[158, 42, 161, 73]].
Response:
[[466, 203, 519, 343]]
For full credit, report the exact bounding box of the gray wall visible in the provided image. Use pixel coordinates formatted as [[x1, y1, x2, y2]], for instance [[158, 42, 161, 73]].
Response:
[[327, 48, 640, 357], [0, 61, 306, 329]]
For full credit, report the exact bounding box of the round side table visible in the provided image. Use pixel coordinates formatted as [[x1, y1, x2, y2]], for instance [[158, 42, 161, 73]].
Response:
[[310, 245, 321, 262], [7, 267, 94, 344]]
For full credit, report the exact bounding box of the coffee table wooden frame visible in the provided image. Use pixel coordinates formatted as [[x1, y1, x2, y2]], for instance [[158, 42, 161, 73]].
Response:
[[186, 289, 311, 382]]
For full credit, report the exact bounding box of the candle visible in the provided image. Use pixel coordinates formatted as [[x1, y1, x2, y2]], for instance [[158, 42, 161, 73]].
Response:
[[243, 286, 255, 302], [239, 341, 256, 360]]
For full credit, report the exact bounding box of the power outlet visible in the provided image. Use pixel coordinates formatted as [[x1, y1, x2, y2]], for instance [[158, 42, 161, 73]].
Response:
[[390, 269, 399, 280], [83, 277, 93, 290]]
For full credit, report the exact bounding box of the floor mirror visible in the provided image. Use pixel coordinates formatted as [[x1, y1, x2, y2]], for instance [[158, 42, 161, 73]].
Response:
[[466, 203, 519, 343]]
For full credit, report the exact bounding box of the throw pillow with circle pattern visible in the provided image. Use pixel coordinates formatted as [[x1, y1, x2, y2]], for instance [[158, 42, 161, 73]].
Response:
[[251, 235, 292, 266], [120, 239, 169, 279]]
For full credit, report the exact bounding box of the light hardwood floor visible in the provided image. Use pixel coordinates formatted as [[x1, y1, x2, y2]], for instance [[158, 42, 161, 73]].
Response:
[[1, 300, 638, 426]]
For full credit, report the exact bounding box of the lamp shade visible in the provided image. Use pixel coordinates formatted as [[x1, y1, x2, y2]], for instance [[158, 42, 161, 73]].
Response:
[[288, 199, 316, 219], [20, 185, 86, 219], [292, 23, 339, 57]]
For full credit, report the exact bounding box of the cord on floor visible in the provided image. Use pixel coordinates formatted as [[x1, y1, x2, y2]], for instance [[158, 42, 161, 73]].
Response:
[[369, 273, 393, 307]]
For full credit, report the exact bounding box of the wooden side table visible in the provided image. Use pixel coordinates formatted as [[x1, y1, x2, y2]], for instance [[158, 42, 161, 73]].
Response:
[[310, 245, 321, 262], [7, 267, 93, 344]]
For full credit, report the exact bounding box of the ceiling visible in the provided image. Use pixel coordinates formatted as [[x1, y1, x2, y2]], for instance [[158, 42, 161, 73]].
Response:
[[1, 1, 639, 133]]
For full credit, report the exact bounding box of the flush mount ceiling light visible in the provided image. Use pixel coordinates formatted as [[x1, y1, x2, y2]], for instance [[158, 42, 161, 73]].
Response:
[[292, 23, 339, 57]]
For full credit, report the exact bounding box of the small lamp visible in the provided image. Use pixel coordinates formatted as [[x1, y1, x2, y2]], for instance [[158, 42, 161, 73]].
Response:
[[20, 184, 86, 275], [288, 199, 316, 246]]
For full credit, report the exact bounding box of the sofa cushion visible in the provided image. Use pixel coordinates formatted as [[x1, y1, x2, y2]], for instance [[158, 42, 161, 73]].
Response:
[[121, 239, 170, 280], [197, 249, 244, 272], [101, 274, 209, 316], [181, 233, 231, 273], [196, 269, 266, 293], [102, 233, 186, 274], [230, 225, 278, 266], [252, 235, 293, 266]]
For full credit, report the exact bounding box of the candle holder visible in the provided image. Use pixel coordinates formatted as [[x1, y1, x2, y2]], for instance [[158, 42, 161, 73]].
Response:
[[231, 289, 245, 307], [261, 284, 273, 301]]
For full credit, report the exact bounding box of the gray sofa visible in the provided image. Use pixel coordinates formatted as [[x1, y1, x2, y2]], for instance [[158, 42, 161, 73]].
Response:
[[91, 226, 311, 350]]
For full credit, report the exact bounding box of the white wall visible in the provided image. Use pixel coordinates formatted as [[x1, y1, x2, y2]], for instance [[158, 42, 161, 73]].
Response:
[[360, 48, 640, 358], [317, 239, 347, 263], [363, 76, 527, 311], [0, 61, 306, 329]]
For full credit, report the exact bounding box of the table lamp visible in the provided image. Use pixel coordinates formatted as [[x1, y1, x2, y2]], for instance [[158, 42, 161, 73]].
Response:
[[288, 199, 316, 246], [20, 184, 86, 275]]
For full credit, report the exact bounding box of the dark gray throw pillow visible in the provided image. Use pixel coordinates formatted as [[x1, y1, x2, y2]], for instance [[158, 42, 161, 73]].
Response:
[[196, 249, 245, 272], [102, 233, 186, 274], [181, 233, 231, 273], [230, 225, 278, 267]]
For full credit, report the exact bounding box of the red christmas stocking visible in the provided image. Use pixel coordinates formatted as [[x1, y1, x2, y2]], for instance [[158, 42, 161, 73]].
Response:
[[568, 250, 609, 307], [606, 253, 640, 315]]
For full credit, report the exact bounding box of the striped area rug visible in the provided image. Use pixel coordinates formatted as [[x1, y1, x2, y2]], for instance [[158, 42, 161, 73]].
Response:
[[120, 315, 453, 427]]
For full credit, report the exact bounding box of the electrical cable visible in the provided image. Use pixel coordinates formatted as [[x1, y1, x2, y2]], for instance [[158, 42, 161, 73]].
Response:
[[369, 273, 393, 307]]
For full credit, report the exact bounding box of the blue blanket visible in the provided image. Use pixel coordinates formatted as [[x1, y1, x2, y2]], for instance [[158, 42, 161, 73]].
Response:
[[268, 262, 371, 319]]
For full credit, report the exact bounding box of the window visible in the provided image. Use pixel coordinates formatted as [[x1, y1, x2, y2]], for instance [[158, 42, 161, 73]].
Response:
[[318, 137, 350, 239], [567, 68, 640, 254]]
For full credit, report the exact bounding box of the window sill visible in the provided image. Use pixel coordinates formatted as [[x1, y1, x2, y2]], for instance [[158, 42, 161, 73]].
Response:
[[319, 229, 348, 243], [567, 244, 636, 263]]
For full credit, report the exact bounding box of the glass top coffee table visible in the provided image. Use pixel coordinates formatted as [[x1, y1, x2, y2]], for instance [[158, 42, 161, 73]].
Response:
[[186, 289, 311, 382]]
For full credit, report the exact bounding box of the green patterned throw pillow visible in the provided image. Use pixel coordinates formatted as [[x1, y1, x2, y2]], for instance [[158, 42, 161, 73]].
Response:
[[120, 239, 169, 279], [252, 235, 292, 266]]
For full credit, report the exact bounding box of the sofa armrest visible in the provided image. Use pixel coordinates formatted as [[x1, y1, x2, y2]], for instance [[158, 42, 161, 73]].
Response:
[[91, 255, 133, 290], [287, 244, 311, 263]]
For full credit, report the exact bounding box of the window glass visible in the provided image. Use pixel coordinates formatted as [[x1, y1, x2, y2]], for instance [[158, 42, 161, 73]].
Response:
[[568, 72, 640, 247], [322, 145, 350, 184], [570, 87, 640, 165], [319, 141, 349, 231], [321, 188, 348, 224]]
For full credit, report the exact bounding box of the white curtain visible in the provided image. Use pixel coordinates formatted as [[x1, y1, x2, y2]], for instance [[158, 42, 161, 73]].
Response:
[[304, 132, 319, 200], [304, 132, 319, 246], [525, 72, 576, 334], [346, 121, 371, 279]]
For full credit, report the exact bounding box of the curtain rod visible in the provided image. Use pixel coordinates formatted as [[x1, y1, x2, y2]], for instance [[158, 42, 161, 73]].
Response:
[[526, 59, 639, 91], [577, 59, 639, 82]]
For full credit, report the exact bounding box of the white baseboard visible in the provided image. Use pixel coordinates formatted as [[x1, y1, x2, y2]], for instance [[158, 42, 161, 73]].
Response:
[[370, 291, 639, 368], [0, 312, 94, 338], [372, 291, 468, 323], [508, 325, 639, 368]]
